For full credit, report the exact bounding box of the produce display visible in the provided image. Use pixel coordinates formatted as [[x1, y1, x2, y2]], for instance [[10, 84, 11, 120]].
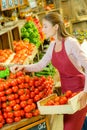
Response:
[[73, 30, 87, 43], [0, 71, 54, 128], [45, 90, 78, 105], [0, 49, 14, 63], [35, 62, 56, 77], [21, 16, 44, 48], [37, 91, 81, 115], [11, 40, 37, 64]]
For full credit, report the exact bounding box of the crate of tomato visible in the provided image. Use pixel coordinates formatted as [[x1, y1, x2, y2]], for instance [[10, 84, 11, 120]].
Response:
[[37, 90, 82, 114]]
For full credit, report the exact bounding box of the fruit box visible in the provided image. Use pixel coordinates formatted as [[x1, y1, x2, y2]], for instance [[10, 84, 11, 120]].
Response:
[[37, 92, 82, 115]]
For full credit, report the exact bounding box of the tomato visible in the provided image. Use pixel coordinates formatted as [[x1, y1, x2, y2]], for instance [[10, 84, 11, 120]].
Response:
[[0, 84, 4, 91], [34, 88, 39, 94], [0, 115, 3, 122], [11, 79, 17, 86], [0, 91, 5, 97], [32, 109, 40, 116], [24, 75, 30, 83], [9, 100, 16, 107], [1, 96, 6, 102], [7, 94, 15, 101], [30, 92, 35, 98], [46, 100, 55, 105], [5, 88, 12, 95], [20, 101, 27, 108], [16, 71, 24, 77], [54, 96, 60, 103], [6, 106, 12, 112], [24, 83, 29, 88], [0, 123, 3, 128], [20, 94, 26, 101], [14, 117, 21, 122], [14, 110, 21, 117], [27, 99, 33, 105], [16, 99, 20, 104], [65, 90, 72, 98], [71, 92, 77, 97], [18, 83, 25, 89], [12, 86, 18, 93], [1, 102, 7, 108], [24, 105, 32, 113], [14, 94, 18, 99], [34, 95, 40, 102], [20, 110, 25, 117], [7, 112, 13, 118], [59, 96, 68, 105], [31, 103, 36, 109], [6, 118, 13, 124], [13, 104, 21, 111], [18, 89, 24, 96], [25, 112, 32, 118], [3, 112, 8, 119]]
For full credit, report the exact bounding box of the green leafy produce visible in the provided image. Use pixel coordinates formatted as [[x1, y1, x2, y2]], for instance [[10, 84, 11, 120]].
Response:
[[21, 21, 41, 48]]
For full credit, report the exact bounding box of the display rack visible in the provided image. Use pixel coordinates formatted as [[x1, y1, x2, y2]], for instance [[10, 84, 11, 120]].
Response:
[[1, 115, 50, 130], [0, 0, 28, 11]]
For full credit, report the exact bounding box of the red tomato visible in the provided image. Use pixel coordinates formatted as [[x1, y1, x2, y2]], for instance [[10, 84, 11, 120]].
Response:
[[7, 112, 13, 118], [11, 79, 17, 86], [0, 84, 4, 91], [14, 110, 21, 117], [9, 100, 16, 107], [1, 102, 7, 108], [18, 89, 24, 95], [16, 71, 24, 77], [6, 118, 13, 124], [14, 117, 21, 122], [34, 88, 39, 94], [6, 106, 12, 112], [24, 105, 32, 113], [13, 104, 21, 111], [27, 99, 33, 105], [25, 112, 32, 118], [7, 94, 15, 101], [0, 115, 3, 122], [0, 91, 5, 97], [20, 101, 27, 108], [1, 96, 6, 102], [0, 123, 3, 128], [65, 90, 72, 98], [5, 88, 12, 95], [54, 96, 60, 103], [59, 96, 68, 105], [34, 95, 40, 102], [12, 86, 18, 93], [24, 75, 30, 83], [20, 110, 25, 117], [32, 109, 40, 116], [20, 94, 26, 101]]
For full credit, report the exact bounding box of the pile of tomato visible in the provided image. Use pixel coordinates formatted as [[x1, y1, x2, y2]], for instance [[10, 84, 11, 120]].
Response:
[[45, 90, 78, 106], [0, 71, 54, 128]]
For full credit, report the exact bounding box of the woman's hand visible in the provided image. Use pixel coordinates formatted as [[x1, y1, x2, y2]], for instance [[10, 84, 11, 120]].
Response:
[[10, 65, 25, 73], [78, 91, 87, 109]]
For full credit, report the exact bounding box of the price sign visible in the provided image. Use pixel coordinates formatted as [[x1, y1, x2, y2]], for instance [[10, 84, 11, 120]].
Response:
[[29, 122, 47, 130], [18, 117, 50, 130], [28, 0, 37, 8]]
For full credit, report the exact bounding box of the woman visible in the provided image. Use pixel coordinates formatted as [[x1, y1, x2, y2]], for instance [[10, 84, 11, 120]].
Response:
[[10, 12, 87, 130]]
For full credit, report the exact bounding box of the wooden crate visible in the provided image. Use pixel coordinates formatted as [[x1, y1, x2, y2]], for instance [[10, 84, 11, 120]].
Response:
[[1, 115, 50, 130]]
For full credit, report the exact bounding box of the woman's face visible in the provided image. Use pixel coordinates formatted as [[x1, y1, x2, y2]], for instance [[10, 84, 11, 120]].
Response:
[[42, 19, 57, 39]]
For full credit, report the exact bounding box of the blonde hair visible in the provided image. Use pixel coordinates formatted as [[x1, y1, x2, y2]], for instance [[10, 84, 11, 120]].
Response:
[[43, 12, 70, 38]]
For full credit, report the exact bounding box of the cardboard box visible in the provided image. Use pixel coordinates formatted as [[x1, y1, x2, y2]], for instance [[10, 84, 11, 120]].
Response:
[[37, 92, 81, 115]]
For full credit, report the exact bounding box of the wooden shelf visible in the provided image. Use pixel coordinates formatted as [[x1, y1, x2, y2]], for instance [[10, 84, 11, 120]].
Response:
[[1, 115, 46, 130]]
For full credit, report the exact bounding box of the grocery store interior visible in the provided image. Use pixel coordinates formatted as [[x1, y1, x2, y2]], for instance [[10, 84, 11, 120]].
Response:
[[0, 0, 87, 130]]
